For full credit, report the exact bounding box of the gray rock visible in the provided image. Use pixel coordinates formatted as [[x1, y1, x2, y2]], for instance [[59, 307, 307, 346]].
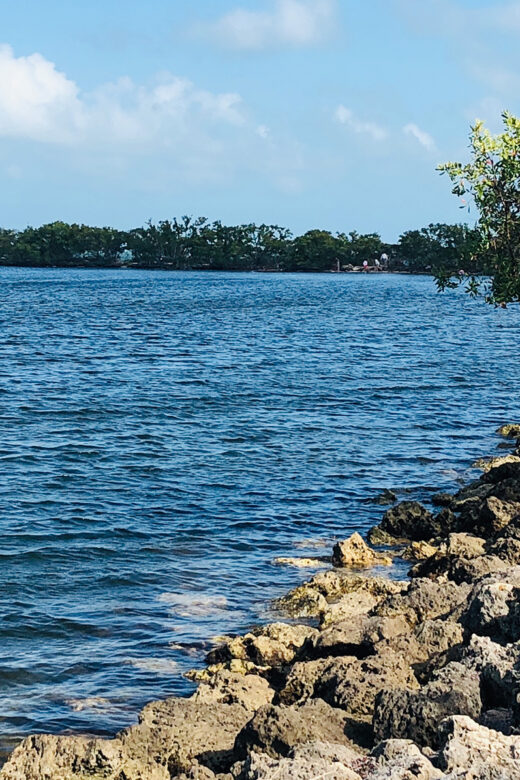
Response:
[[438, 715, 520, 777], [369, 740, 444, 779], [373, 662, 481, 748], [234, 699, 360, 760], [379, 502, 437, 542], [243, 741, 365, 780]]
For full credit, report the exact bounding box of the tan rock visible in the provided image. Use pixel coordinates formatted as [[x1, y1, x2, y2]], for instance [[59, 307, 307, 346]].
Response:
[[402, 541, 437, 561], [332, 533, 392, 568], [438, 715, 520, 776], [497, 423, 520, 439], [473, 454, 520, 472], [273, 557, 326, 568], [191, 671, 274, 710]]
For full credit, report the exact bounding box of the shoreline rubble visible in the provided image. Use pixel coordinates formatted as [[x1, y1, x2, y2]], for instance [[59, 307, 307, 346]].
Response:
[[2, 427, 520, 778]]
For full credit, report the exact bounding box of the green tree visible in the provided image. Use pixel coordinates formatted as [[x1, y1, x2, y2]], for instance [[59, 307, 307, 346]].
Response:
[[437, 111, 520, 304]]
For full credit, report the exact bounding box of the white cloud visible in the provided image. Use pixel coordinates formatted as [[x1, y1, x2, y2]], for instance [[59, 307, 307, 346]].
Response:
[[204, 0, 336, 51], [0, 44, 83, 143], [335, 105, 388, 142], [403, 123, 436, 152], [0, 44, 246, 150]]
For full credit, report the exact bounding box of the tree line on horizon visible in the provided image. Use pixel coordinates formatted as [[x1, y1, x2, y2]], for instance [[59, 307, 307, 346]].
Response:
[[0, 218, 482, 274]]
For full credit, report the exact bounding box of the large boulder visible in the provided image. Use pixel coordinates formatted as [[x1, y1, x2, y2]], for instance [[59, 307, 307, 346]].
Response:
[[313, 652, 419, 722], [243, 742, 366, 780], [311, 614, 411, 659], [437, 715, 520, 777], [369, 740, 444, 780], [375, 502, 438, 542], [191, 671, 274, 710], [234, 699, 362, 760], [206, 623, 318, 668], [460, 634, 518, 710], [0, 735, 167, 780], [374, 578, 471, 625], [460, 570, 520, 643], [373, 662, 481, 748], [120, 698, 251, 775]]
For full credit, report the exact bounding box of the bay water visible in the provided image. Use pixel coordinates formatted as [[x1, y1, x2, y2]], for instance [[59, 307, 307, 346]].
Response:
[[1, 268, 520, 755]]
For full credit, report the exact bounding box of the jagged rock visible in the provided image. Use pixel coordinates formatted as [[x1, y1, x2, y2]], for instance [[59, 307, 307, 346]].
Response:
[[0, 734, 167, 780], [497, 424, 520, 439], [177, 767, 216, 780], [120, 699, 251, 775], [487, 536, 520, 564], [312, 614, 410, 658], [320, 577, 406, 628], [243, 742, 366, 780], [474, 454, 520, 472], [460, 571, 520, 643], [414, 618, 464, 659], [234, 699, 362, 760], [402, 541, 437, 561], [278, 570, 405, 622], [412, 553, 509, 584], [460, 635, 518, 710], [277, 658, 331, 705], [314, 651, 419, 721], [369, 739, 444, 779], [332, 533, 392, 568], [367, 526, 405, 546], [187, 660, 268, 684], [476, 496, 520, 536], [373, 662, 481, 748], [206, 623, 318, 668], [432, 492, 454, 507], [273, 557, 326, 568], [376, 502, 437, 542], [437, 715, 520, 777], [278, 650, 418, 723], [368, 489, 397, 506], [191, 671, 274, 710], [444, 533, 487, 559], [374, 578, 471, 625]]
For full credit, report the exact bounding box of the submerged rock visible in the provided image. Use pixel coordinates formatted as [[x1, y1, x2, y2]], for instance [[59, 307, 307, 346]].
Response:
[[497, 423, 520, 439]]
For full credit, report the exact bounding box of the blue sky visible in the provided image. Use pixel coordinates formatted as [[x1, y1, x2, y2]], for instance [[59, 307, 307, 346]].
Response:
[[1, 0, 519, 240]]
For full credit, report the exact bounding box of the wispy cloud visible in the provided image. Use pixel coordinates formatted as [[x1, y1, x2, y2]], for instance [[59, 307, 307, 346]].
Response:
[[403, 123, 436, 152], [335, 105, 388, 142], [0, 44, 307, 190], [201, 0, 337, 51]]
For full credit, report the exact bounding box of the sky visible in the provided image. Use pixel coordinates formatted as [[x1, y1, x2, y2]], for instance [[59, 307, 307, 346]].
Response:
[[1, 0, 520, 241]]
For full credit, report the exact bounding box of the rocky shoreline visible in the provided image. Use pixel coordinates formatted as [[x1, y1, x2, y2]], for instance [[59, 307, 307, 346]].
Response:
[[2, 424, 520, 779]]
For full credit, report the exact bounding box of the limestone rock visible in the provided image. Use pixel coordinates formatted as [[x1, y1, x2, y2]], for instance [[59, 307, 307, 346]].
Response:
[[312, 614, 410, 658], [273, 557, 325, 568], [191, 671, 274, 710], [234, 699, 362, 760], [369, 740, 444, 780], [206, 623, 318, 668], [332, 533, 392, 568], [314, 651, 419, 721], [402, 541, 437, 562], [438, 715, 520, 777], [373, 662, 481, 748], [0, 734, 166, 780], [120, 698, 252, 775], [243, 742, 366, 780], [460, 574, 520, 643], [473, 454, 520, 472], [374, 578, 471, 626]]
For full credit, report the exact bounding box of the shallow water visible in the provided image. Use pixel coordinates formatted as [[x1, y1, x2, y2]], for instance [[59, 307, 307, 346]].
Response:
[[1, 268, 519, 753]]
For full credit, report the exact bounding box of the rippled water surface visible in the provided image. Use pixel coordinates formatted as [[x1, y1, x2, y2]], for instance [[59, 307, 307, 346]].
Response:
[[1, 268, 520, 754]]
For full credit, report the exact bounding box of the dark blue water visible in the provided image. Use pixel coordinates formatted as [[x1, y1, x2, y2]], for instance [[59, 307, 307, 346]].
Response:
[[1, 268, 519, 754]]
